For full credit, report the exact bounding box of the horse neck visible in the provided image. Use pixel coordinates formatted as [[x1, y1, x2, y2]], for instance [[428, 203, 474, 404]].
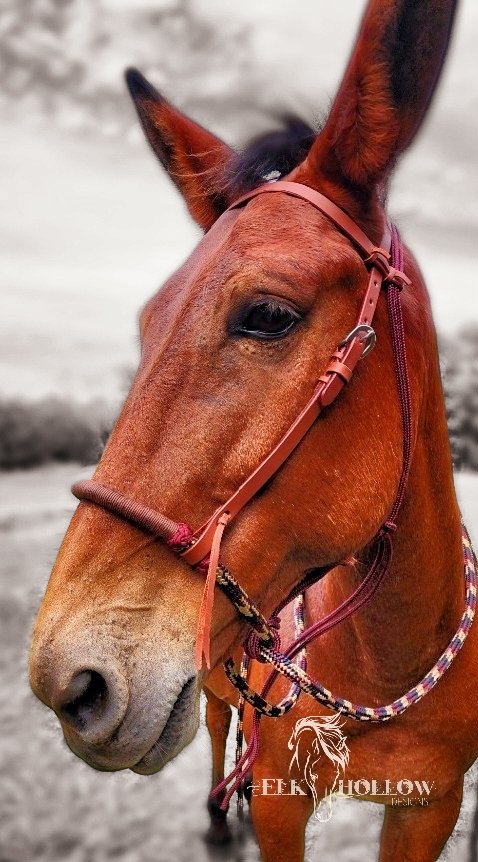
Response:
[[322, 306, 464, 690]]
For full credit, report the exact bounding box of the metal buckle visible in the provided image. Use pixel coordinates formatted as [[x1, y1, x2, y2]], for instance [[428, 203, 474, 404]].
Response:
[[339, 324, 376, 358]]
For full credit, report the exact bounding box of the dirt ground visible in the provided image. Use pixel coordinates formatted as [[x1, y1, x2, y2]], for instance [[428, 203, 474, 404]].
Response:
[[1, 465, 477, 862]]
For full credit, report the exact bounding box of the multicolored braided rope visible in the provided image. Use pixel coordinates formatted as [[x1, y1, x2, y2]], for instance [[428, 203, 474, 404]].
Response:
[[224, 522, 477, 722], [215, 565, 277, 647]]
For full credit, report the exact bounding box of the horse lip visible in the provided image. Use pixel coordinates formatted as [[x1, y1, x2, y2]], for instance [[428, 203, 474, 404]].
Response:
[[131, 676, 198, 774]]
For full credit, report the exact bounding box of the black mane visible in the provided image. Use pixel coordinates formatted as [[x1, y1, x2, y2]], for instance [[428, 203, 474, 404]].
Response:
[[225, 115, 316, 195]]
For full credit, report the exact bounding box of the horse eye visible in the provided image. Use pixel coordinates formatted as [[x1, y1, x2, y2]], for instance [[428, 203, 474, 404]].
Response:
[[235, 300, 301, 340]]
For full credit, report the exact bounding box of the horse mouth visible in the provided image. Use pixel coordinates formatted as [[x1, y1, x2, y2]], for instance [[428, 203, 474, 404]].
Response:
[[131, 676, 199, 775]]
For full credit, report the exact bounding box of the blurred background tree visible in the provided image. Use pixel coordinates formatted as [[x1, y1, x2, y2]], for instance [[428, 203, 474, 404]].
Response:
[[440, 325, 478, 471], [0, 0, 283, 139]]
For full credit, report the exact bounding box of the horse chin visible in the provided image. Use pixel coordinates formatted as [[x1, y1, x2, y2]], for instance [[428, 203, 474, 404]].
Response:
[[131, 676, 200, 775]]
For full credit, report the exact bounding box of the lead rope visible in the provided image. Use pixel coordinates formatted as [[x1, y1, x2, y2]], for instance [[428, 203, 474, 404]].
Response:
[[233, 653, 250, 822], [214, 519, 476, 826], [232, 522, 476, 720], [211, 226, 477, 814]]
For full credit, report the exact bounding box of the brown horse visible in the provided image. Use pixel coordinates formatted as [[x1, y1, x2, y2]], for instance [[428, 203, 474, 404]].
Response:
[[29, 1, 478, 859]]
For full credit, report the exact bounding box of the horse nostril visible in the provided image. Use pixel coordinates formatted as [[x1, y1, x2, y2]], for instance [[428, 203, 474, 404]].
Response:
[[42, 659, 129, 747], [56, 670, 109, 732]]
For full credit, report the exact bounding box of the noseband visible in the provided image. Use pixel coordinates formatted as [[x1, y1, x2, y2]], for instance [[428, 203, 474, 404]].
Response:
[[72, 181, 476, 807]]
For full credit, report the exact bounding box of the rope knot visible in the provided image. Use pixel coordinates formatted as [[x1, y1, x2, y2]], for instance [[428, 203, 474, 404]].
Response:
[[166, 522, 194, 552], [382, 520, 397, 534], [244, 616, 281, 662]]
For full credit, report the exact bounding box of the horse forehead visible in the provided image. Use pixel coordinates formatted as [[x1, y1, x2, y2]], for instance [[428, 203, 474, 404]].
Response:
[[228, 193, 354, 256], [147, 193, 362, 327]]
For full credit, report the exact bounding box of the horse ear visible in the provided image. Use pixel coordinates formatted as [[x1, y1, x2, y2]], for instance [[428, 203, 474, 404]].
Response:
[[296, 0, 457, 192], [126, 68, 236, 230]]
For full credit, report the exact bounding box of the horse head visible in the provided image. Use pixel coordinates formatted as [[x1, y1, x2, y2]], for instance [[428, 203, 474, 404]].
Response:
[[29, 1, 457, 774]]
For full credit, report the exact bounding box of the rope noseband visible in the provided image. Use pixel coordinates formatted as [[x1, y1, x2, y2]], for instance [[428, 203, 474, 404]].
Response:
[[71, 181, 476, 811]]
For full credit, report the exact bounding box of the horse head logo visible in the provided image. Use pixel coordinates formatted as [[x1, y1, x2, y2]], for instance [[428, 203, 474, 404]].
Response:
[[288, 713, 350, 822]]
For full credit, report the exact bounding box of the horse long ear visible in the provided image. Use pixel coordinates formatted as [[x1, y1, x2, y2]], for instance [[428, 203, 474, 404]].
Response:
[[297, 0, 458, 193], [126, 68, 236, 230]]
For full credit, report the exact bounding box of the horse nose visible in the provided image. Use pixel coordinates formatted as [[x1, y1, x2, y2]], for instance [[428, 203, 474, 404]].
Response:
[[51, 667, 129, 746]]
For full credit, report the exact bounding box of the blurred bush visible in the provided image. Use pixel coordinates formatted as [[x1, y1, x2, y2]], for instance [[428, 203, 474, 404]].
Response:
[[440, 324, 478, 471], [0, 396, 113, 469]]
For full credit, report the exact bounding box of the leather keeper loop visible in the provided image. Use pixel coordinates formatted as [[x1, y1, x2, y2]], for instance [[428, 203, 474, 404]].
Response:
[[326, 360, 354, 383], [384, 267, 411, 291], [364, 247, 391, 277]]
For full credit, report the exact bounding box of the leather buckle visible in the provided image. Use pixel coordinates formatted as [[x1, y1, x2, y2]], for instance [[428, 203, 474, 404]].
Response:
[[339, 324, 376, 358]]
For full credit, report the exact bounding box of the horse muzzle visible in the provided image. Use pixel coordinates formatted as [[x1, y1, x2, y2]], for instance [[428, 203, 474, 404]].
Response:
[[29, 613, 201, 772]]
